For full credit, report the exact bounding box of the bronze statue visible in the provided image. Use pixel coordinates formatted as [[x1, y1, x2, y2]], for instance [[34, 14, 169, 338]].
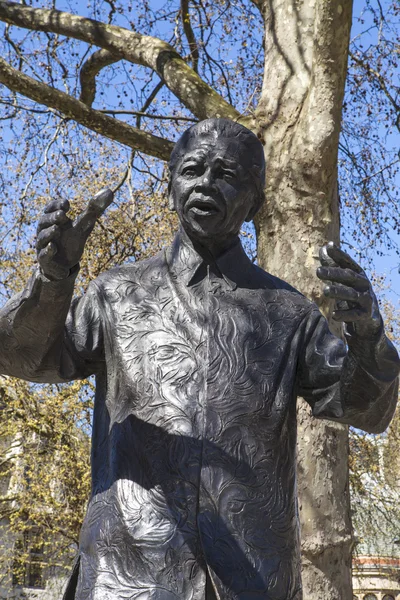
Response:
[[0, 118, 398, 600]]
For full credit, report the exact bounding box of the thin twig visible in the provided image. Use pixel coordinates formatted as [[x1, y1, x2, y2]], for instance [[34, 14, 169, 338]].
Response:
[[20, 118, 66, 208], [357, 158, 400, 184], [0, 97, 52, 115], [99, 109, 196, 122], [112, 80, 166, 195], [180, 0, 199, 72]]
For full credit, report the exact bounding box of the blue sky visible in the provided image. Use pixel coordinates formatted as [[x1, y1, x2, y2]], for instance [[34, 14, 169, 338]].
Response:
[[0, 0, 398, 304], [347, 0, 400, 303]]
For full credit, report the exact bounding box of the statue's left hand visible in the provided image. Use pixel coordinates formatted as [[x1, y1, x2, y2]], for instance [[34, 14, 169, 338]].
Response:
[[317, 241, 381, 336], [37, 188, 114, 281]]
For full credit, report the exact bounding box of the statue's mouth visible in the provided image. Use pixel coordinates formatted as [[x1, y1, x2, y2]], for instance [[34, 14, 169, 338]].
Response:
[[186, 197, 220, 216]]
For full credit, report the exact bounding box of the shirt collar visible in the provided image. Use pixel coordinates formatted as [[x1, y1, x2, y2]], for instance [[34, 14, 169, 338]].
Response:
[[166, 228, 255, 290]]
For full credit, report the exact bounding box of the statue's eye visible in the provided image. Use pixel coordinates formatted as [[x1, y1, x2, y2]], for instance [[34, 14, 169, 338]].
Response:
[[181, 164, 202, 177], [218, 168, 236, 181]]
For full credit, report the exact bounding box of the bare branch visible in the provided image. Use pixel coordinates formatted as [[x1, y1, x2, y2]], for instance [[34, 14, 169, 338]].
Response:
[[357, 157, 400, 184], [137, 80, 164, 127], [350, 50, 400, 133], [0, 97, 51, 114], [99, 109, 197, 122], [79, 48, 120, 107], [0, 56, 174, 160], [112, 81, 166, 196], [104, 0, 117, 24], [180, 0, 199, 72], [0, 1, 240, 122], [20, 118, 65, 207]]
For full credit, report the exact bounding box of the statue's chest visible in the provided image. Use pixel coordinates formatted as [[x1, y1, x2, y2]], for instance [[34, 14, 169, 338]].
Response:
[[106, 281, 300, 433]]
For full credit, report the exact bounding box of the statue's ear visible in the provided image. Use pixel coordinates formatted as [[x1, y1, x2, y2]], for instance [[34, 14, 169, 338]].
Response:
[[244, 198, 259, 222], [245, 189, 264, 222], [167, 179, 175, 211], [245, 206, 257, 222]]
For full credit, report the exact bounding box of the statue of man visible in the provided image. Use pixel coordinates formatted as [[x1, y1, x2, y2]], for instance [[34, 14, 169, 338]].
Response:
[[0, 118, 398, 600]]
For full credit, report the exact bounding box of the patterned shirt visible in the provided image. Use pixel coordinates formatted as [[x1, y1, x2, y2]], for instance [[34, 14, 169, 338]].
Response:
[[0, 231, 398, 600]]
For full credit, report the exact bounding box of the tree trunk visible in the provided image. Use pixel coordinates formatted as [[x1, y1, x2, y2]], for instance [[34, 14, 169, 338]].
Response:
[[254, 0, 354, 597]]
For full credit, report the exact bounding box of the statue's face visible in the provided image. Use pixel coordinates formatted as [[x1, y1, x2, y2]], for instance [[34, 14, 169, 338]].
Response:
[[169, 135, 258, 243]]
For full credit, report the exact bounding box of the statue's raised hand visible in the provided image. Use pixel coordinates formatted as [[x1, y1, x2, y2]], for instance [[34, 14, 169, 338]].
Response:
[[317, 241, 381, 336], [37, 188, 114, 281]]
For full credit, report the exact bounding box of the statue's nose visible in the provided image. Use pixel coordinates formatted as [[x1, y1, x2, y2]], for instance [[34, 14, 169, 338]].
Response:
[[194, 169, 217, 193]]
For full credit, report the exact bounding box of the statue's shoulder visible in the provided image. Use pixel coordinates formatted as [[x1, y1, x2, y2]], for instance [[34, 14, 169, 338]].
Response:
[[90, 249, 167, 292], [252, 264, 313, 308], [252, 264, 299, 293]]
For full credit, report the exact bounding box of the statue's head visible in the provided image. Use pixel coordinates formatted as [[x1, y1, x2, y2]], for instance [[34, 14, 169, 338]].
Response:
[[168, 118, 265, 246]]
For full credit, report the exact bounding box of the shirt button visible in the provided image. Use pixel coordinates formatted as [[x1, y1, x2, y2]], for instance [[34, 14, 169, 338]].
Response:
[[210, 281, 223, 294]]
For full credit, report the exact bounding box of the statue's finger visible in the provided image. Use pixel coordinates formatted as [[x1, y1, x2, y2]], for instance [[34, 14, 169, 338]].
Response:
[[325, 241, 363, 273], [38, 242, 57, 264], [36, 225, 61, 251], [336, 300, 349, 311], [73, 188, 114, 235], [37, 210, 71, 234], [317, 266, 370, 292], [44, 198, 70, 214], [38, 242, 69, 280], [323, 284, 363, 303], [319, 245, 337, 268], [88, 188, 114, 214], [332, 307, 367, 322]]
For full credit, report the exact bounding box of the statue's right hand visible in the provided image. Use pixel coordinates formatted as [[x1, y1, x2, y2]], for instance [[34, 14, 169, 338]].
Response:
[[37, 188, 114, 281]]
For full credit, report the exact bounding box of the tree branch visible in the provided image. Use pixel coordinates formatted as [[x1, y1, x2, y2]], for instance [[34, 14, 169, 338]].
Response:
[[350, 50, 400, 133], [136, 80, 164, 128], [0, 1, 240, 122], [0, 97, 52, 114], [79, 48, 120, 107], [0, 56, 174, 160], [99, 109, 197, 122], [180, 0, 199, 72], [112, 80, 165, 193]]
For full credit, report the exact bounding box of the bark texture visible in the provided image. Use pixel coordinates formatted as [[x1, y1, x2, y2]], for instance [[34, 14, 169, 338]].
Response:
[[254, 0, 354, 598], [79, 49, 121, 107]]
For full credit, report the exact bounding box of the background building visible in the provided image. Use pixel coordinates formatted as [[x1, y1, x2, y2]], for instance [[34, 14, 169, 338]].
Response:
[[353, 555, 400, 600]]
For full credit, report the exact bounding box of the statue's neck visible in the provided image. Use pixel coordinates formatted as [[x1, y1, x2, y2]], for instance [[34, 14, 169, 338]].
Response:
[[181, 228, 239, 262]]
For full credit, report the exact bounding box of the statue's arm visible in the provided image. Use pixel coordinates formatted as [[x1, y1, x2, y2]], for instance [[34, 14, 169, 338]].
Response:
[[0, 268, 103, 383], [297, 242, 399, 434], [296, 308, 399, 434], [0, 189, 112, 383]]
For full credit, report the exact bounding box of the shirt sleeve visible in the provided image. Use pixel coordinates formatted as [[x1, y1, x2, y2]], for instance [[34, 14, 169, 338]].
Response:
[[0, 267, 104, 383], [296, 307, 400, 434]]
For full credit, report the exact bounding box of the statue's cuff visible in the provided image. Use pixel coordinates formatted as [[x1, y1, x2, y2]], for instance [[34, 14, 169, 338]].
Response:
[[344, 315, 383, 341], [38, 263, 80, 284], [344, 316, 387, 368]]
